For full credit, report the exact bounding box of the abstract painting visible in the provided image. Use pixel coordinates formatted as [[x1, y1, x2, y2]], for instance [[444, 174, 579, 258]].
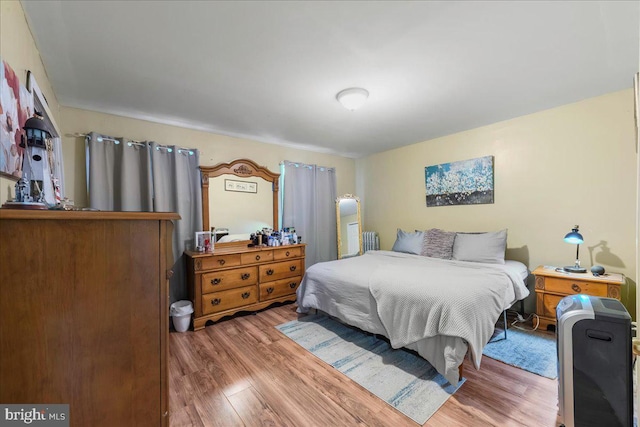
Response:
[[425, 155, 494, 207], [0, 58, 32, 180]]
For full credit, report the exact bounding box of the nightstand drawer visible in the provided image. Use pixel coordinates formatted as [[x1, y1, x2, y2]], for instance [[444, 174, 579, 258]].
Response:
[[202, 266, 258, 294], [202, 285, 257, 315], [544, 277, 607, 296]]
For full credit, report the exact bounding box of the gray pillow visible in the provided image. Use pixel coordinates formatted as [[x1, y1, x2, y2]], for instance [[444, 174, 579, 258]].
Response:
[[452, 229, 507, 264], [391, 229, 424, 255], [421, 228, 456, 259]]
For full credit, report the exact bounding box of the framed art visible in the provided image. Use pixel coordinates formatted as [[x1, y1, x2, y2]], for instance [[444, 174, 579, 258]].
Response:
[[225, 179, 257, 193], [425, 155, 494, 207], [0, 58, 32, 180], [195, 231, 213, 253]]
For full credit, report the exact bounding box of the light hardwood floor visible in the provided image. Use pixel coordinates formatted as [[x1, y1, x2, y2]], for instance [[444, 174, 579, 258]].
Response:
[[169, 303, 559, 426]]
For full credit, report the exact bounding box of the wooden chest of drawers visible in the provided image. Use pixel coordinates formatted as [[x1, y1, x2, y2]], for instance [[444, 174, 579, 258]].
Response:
[[0, 210, 177, 426], [532, 265, 625, 330], [186, 244, 305, 330]]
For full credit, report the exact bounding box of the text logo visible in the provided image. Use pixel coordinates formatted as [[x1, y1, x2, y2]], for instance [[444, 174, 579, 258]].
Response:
[[0, 405, 68, 427]]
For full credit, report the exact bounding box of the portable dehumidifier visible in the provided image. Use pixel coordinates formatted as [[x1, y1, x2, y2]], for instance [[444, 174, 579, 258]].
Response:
[[556, 294, 633, 427]]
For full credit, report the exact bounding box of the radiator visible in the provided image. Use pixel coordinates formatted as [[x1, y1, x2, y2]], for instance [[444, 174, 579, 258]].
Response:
[[362, 231, 380, 252]]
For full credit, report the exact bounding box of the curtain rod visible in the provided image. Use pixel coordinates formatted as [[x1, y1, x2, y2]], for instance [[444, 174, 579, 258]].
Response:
[[280, 160, 335, 171], [70, 132, 195, 155], [69, 132, 143, 145]]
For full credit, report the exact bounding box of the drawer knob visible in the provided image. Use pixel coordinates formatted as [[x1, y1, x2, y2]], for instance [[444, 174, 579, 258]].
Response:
[[218, 259, 226, 266], [266, 269, 274, 275], [267, 287, 274, 294], [255, 255, 261, 261], [571, 283, 581, 293], [241, 292, 251, 299], [286, 251, 290, 257], [241, 273, 250, 280], [211, 298, 221, 306], [289, 265, 297, 272], [211, 278, 222, 285], [289, 282, 296, 289]]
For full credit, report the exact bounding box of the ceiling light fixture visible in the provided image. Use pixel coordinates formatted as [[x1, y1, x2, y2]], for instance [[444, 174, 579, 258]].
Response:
[[336, 87, 369, 111]]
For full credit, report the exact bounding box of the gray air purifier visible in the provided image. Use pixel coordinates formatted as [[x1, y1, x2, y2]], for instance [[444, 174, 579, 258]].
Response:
[[556, 295, 633, 427]]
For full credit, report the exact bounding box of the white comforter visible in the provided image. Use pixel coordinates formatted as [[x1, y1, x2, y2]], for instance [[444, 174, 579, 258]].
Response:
[[296, 251, 529, 385]]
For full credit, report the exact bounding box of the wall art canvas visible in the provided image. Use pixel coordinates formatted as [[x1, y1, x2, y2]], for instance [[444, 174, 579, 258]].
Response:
[[0, 58, 33, 180], [425, 155, 494, 207]]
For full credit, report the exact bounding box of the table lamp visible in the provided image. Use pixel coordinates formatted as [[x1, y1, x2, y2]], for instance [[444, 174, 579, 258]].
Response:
[[563, 225, 586, 273]]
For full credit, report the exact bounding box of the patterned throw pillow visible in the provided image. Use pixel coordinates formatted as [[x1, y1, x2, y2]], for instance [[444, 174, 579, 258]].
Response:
[[421, 228, 456, 259]]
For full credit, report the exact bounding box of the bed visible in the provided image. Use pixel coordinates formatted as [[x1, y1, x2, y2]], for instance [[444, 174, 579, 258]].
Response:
[[296, 250, 530, 386]]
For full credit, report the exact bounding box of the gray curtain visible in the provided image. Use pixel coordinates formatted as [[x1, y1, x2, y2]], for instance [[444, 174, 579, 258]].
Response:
[[282, 161, 337, 268], [86, 132, 153, 211], [150, 142, 202, 303], [86, 133, 202, 304]]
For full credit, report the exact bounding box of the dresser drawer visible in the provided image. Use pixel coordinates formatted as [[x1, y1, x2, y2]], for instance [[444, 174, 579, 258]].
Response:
[[259, 259, 303, 282], [240, 251, 273, 265], [199, 254, 241, 270], [202, 285, 257, 315], [260, 276, 301, 301], [273, 246, 302, 260], [544, 277, 607, 297], [202, 266, 258, 294]]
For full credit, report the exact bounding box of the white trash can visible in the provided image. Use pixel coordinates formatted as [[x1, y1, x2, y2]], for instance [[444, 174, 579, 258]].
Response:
[[170, 300, 194, 332]]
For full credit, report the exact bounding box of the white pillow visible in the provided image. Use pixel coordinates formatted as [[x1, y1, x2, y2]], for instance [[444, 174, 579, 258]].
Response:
[[452, 229, 507, 264], [391, 229, 424, 255]]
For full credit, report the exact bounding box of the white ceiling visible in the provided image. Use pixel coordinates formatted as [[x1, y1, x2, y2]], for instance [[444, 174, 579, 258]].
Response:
[[21, 1, 639, 158]]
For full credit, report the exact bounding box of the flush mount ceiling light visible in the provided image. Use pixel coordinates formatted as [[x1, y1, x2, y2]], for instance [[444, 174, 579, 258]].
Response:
[[336, 87, 369, 111]]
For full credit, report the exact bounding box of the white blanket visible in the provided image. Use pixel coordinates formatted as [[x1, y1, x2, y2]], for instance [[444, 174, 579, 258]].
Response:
[[297, 251, 529, 385]]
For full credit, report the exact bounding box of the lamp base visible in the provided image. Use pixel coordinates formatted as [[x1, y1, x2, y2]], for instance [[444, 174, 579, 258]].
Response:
[[563, 266, 587, 273]]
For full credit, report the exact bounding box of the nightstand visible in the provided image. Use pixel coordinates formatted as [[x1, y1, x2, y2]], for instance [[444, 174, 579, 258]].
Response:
[[532, 265, 625, 331]]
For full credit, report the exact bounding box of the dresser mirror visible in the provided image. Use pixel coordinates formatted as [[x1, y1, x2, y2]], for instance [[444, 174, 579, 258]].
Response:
[[336, 194, 362, 259], [201, 159, 279, 247]]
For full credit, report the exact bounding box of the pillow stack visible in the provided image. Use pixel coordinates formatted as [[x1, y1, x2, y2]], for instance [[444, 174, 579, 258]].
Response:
[[391, 227, 508, 264]]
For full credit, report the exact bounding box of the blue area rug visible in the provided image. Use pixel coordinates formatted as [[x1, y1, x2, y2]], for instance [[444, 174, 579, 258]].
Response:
[[483, 327, 557, 379], [276, 314, 464, 425]]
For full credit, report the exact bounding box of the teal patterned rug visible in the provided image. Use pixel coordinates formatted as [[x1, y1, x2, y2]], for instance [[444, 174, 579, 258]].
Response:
[[483, 327, 557, 379], [276, 314, 464, 424]]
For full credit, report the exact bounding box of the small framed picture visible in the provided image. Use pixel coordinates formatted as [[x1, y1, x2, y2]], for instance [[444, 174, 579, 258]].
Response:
[[195, 231, 213, 253], [225, 179, 257, 193]]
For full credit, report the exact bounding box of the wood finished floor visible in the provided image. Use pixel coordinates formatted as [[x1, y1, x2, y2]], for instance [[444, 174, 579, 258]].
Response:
[[169, 303, 559, 427]]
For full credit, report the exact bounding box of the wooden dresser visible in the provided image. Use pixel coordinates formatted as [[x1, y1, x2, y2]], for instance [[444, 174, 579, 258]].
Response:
[[186, 243, 305, 330], [532, 265, 625, 330], [0, 210, 178, 427]]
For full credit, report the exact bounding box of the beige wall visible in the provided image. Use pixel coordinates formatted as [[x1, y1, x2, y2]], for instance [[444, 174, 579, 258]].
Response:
[[4, 0, 637, 319], [60, 106, 356, 208], [357, 90, 638, 316], [0, 0, 60, 203]]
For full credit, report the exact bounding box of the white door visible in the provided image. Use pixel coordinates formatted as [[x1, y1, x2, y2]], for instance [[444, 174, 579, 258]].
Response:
[[347, 222, 359, 256]]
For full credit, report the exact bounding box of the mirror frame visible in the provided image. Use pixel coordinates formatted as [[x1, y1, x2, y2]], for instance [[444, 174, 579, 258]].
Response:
[[336, 194, 362, 259], [201, 158, 280, 246]]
